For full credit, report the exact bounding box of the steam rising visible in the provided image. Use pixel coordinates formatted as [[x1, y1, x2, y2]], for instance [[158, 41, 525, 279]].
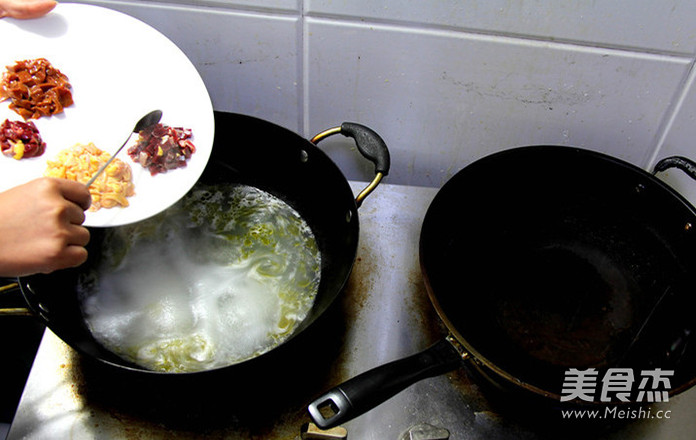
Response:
[[79, 184, 321, 372]]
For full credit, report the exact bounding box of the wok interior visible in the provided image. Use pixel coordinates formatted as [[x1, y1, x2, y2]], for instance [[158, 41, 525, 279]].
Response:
[[421, 146, 696, 396], [22, 114, 359, 373]]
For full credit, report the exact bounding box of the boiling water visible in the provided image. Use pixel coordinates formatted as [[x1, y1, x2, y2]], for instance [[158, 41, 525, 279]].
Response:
[[79, 184, 321, 373]]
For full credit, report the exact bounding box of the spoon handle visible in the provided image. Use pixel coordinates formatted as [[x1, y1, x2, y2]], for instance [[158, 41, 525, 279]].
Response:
[[84, 110, 162, 188], [84, 133, 134, 187]]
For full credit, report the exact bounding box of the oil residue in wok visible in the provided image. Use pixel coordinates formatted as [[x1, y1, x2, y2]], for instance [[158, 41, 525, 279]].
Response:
[[78, 184, 321, 373]]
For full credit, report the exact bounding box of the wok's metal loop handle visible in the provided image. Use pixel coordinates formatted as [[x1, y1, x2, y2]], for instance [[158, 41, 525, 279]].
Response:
[[307, 338, 463, 430], [311, 123, 390, 208], [653, 156, 696, 180], [0, 279, 32, 316]]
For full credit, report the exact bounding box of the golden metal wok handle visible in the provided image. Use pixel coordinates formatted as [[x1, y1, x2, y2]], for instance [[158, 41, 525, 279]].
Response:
[[0, 281, 32, 316], [0, 282, 17, 293], [311, 123, 390, 208]]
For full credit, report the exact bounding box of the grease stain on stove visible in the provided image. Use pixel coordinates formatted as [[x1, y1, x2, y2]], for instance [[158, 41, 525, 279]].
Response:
[[332, 244, 377, 377], [343, 252, 374, 313], [406, 268, 445, 346]]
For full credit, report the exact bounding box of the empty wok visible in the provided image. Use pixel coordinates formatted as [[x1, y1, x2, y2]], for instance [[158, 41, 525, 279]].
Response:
[[309, 145, 696, 428]]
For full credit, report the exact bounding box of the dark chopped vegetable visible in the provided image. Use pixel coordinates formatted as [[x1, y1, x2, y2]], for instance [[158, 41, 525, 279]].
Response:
[[127, 123, 196, 175], [0, 119, 46, 159]]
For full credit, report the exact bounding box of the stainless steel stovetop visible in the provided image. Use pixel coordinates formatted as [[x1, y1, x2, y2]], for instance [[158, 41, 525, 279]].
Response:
[[8, 182, 696, 440]]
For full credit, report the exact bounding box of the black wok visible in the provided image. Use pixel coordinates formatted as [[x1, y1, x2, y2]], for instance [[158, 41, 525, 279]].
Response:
[[309, 145, 696, 428], [0, 112, 390, 376]]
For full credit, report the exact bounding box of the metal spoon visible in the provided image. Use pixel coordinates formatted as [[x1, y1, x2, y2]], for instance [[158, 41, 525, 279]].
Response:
[[85, 110, 163, 187]]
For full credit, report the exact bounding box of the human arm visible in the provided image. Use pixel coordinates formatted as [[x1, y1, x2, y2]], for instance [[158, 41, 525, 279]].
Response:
[[0, 177, 91, 277]]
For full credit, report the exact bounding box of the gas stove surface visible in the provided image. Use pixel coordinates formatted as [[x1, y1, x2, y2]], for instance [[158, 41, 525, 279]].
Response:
[[8, 182, 696, 440]]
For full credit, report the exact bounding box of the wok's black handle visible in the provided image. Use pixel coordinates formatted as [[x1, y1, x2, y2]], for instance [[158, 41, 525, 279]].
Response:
[[338, 123, 391, 176], [653, 156, 696, 180], [307, 338, 462, 430], [311, 123, 391, 207]]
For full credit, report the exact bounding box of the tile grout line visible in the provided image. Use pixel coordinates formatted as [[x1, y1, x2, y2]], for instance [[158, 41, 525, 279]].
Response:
[[647, 58, 696, 170], [303, 12, 695, 61], [82, 0, 695, 60], [300, 5, 310, 138]]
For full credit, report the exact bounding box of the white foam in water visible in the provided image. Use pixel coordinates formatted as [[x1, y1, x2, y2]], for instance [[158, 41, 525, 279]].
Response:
[[79, 184, 321, 372]]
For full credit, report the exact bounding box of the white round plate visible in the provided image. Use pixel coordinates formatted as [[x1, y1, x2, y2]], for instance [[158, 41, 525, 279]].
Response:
[[0, 3, 214, 227]]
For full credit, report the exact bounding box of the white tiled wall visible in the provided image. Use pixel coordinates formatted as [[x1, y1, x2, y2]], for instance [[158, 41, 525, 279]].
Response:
[[66, 0, 696, 191]]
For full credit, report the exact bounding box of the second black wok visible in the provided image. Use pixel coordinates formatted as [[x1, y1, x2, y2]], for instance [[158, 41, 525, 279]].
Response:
[[309, 145, 696, 428]]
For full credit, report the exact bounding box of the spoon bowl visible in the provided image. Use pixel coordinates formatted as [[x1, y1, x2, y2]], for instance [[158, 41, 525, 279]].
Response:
[[85, 110, 162, 187]]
